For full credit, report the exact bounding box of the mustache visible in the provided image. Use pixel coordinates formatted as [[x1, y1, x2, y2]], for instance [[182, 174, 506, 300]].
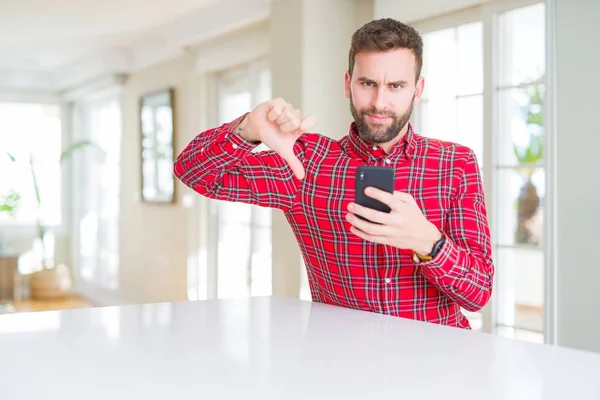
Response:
[[360, 108, 396, 118]]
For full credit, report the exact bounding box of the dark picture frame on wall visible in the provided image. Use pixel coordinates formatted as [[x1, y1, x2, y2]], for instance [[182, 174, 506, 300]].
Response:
[[139, 88, 175, 204]]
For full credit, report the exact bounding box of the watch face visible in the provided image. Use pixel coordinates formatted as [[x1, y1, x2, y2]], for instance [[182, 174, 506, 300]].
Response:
[[431, 234, 445, 257]]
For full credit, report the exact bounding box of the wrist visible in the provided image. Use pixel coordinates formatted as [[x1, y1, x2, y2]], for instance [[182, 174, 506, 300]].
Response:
[[414, 224, 443, 255], [236, 116, 260, 143]]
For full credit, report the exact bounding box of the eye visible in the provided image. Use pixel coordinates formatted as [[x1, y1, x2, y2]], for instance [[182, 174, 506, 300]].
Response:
[[390, 83, 402, 90], [362, 81, 375, 87]]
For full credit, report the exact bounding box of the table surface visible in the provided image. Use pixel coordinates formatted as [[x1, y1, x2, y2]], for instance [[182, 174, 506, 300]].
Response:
[[1, 296, 600, 399]]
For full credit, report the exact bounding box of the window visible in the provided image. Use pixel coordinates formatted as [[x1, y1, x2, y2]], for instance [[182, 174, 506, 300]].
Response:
[[412, 1, 547, 341], [417, 22, 484, 166], [73, 98, 121, 291], [0, 103, 62, 226], [494, 3, 545, 343], [211, 60, 273, 299], [415, 22, 485, 330]]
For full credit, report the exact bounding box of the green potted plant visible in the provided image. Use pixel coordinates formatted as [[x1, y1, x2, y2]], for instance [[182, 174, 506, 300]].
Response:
[[0, 189, 21, 255], [0, 190, 20, 216], [513, 80, 544, 245], [7, 140, 96, 299]]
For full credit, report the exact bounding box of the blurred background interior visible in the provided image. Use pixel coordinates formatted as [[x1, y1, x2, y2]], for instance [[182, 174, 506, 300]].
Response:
[[1, 0, 598, 354]]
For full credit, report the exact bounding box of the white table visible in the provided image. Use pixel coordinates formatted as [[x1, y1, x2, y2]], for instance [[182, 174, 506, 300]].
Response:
[[1, 296, 599, 399]]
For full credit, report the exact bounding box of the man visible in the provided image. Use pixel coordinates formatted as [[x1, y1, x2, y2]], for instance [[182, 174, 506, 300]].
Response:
[[174, 18, 494, 329]]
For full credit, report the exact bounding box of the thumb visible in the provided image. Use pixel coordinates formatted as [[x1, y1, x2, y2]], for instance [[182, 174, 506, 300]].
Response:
[[280, 148, 305, 180]]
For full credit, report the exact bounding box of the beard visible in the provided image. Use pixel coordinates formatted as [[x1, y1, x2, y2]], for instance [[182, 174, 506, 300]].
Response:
[[350, 93, 415, 144]]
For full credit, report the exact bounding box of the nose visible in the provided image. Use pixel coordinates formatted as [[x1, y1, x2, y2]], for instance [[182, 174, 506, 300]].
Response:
[[372, 86, 387, 112]]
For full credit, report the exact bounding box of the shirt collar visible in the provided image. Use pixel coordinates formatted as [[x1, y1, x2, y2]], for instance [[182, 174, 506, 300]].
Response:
[[348, 122, 416, 162]]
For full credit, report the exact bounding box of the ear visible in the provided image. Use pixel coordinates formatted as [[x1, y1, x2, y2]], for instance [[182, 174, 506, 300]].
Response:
[[344, 71, 351, 99], [413, 76, 425, 105]]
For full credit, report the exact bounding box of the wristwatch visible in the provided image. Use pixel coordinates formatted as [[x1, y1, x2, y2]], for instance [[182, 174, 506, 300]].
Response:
[[413, 233, 446, 263]]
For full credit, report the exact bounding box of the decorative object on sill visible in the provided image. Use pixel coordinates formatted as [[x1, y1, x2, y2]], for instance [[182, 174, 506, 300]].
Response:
[[514, 78, 544, 246], [0, 300, 15, 314], [6, 140, 101, 299], [140, 88, 175, 204], [29, 263, 72, 299]]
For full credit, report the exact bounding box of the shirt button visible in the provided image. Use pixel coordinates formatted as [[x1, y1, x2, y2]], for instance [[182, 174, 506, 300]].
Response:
[[385, 159, 391, 164], [385, 278, 391, 284], [232, 144, 239, 150], [373, 146, 378, 150]]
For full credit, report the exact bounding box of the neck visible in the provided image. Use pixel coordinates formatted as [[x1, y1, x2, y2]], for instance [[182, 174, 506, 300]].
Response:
[[379, 123, 410, 153]]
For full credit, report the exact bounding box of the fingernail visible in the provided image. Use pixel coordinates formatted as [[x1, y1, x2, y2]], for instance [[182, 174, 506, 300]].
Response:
[[348, 203, 355, 211]]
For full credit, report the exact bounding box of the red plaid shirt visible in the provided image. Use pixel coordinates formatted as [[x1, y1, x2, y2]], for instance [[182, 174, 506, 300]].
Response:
[[174, 114, 494, 328]]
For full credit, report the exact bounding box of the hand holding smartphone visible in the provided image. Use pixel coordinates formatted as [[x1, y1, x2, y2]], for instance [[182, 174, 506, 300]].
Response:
[[354, 166, 395, 222]]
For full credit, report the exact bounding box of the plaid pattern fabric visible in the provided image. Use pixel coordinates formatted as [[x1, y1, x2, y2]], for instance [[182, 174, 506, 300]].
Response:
[[174, 114, 494, 328]]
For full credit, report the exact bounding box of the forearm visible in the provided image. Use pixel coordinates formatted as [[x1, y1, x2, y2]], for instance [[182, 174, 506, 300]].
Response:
[[174, 114, 256, 196], [174, 114, 302, 210], [235, 114, 261, 143]]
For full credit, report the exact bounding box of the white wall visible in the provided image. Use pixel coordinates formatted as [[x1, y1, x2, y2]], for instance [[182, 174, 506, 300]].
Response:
[[119, 55, 197, 304], [552, 0, 600, 353], [375, 0, 493, 22]]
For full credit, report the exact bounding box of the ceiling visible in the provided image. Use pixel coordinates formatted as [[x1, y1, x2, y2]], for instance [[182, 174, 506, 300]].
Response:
[[0, 0, 488, 92], [0, 0, 221, 71], [0, 0, 269, 91]]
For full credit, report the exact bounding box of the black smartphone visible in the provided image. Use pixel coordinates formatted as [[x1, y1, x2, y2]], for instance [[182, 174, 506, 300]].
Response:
[[354, 166, 395, 222]]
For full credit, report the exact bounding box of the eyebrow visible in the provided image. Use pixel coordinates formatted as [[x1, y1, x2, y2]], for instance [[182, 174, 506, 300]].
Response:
[[356, 77, 408, 86]]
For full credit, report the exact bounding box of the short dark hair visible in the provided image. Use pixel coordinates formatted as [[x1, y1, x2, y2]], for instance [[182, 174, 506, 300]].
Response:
[[348, 18, 423, 82]]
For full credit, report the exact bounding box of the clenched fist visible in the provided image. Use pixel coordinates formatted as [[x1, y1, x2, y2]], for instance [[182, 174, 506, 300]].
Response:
[[236, 97, 316, 180]]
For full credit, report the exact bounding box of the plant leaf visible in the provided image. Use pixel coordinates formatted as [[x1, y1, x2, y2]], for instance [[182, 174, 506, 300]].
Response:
[[0, 190, 21, 216], [29, 157, 41, 207], [59, 140, 94, 163]]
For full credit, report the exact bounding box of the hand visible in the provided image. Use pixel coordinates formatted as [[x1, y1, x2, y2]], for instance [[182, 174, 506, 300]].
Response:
[[346, 187, 442, 255], [238, 97, 316, 180]]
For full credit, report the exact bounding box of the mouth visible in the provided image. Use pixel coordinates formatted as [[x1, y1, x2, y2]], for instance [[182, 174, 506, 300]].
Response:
[[366, 114, 391, 123]]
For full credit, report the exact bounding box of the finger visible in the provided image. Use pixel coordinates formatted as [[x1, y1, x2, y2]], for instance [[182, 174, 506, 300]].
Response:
[[279, 110, 302, 133], [349, 226, 389, 245], [345, 212, 392, 236], [280, 149, 305, 180], [364, 187, 397, 209], [267, 98, 288, 121], [275, 105, 297, 125], [393, 191, 416, 204], [299, 115, 317, 133], [347, 202, 389, 224]]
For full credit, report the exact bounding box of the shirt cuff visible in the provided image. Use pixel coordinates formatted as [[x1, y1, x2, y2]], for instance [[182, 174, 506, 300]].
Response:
[[220, 113, 259, 155], [415, 234, 466, 282]]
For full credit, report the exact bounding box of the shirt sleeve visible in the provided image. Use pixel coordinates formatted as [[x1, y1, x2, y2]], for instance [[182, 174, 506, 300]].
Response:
[[173, 114, 305, 212], [416, 150, 494, 312]]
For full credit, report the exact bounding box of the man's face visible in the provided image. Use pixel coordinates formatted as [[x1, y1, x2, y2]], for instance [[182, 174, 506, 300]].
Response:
[[345, 49, 425, 144]]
